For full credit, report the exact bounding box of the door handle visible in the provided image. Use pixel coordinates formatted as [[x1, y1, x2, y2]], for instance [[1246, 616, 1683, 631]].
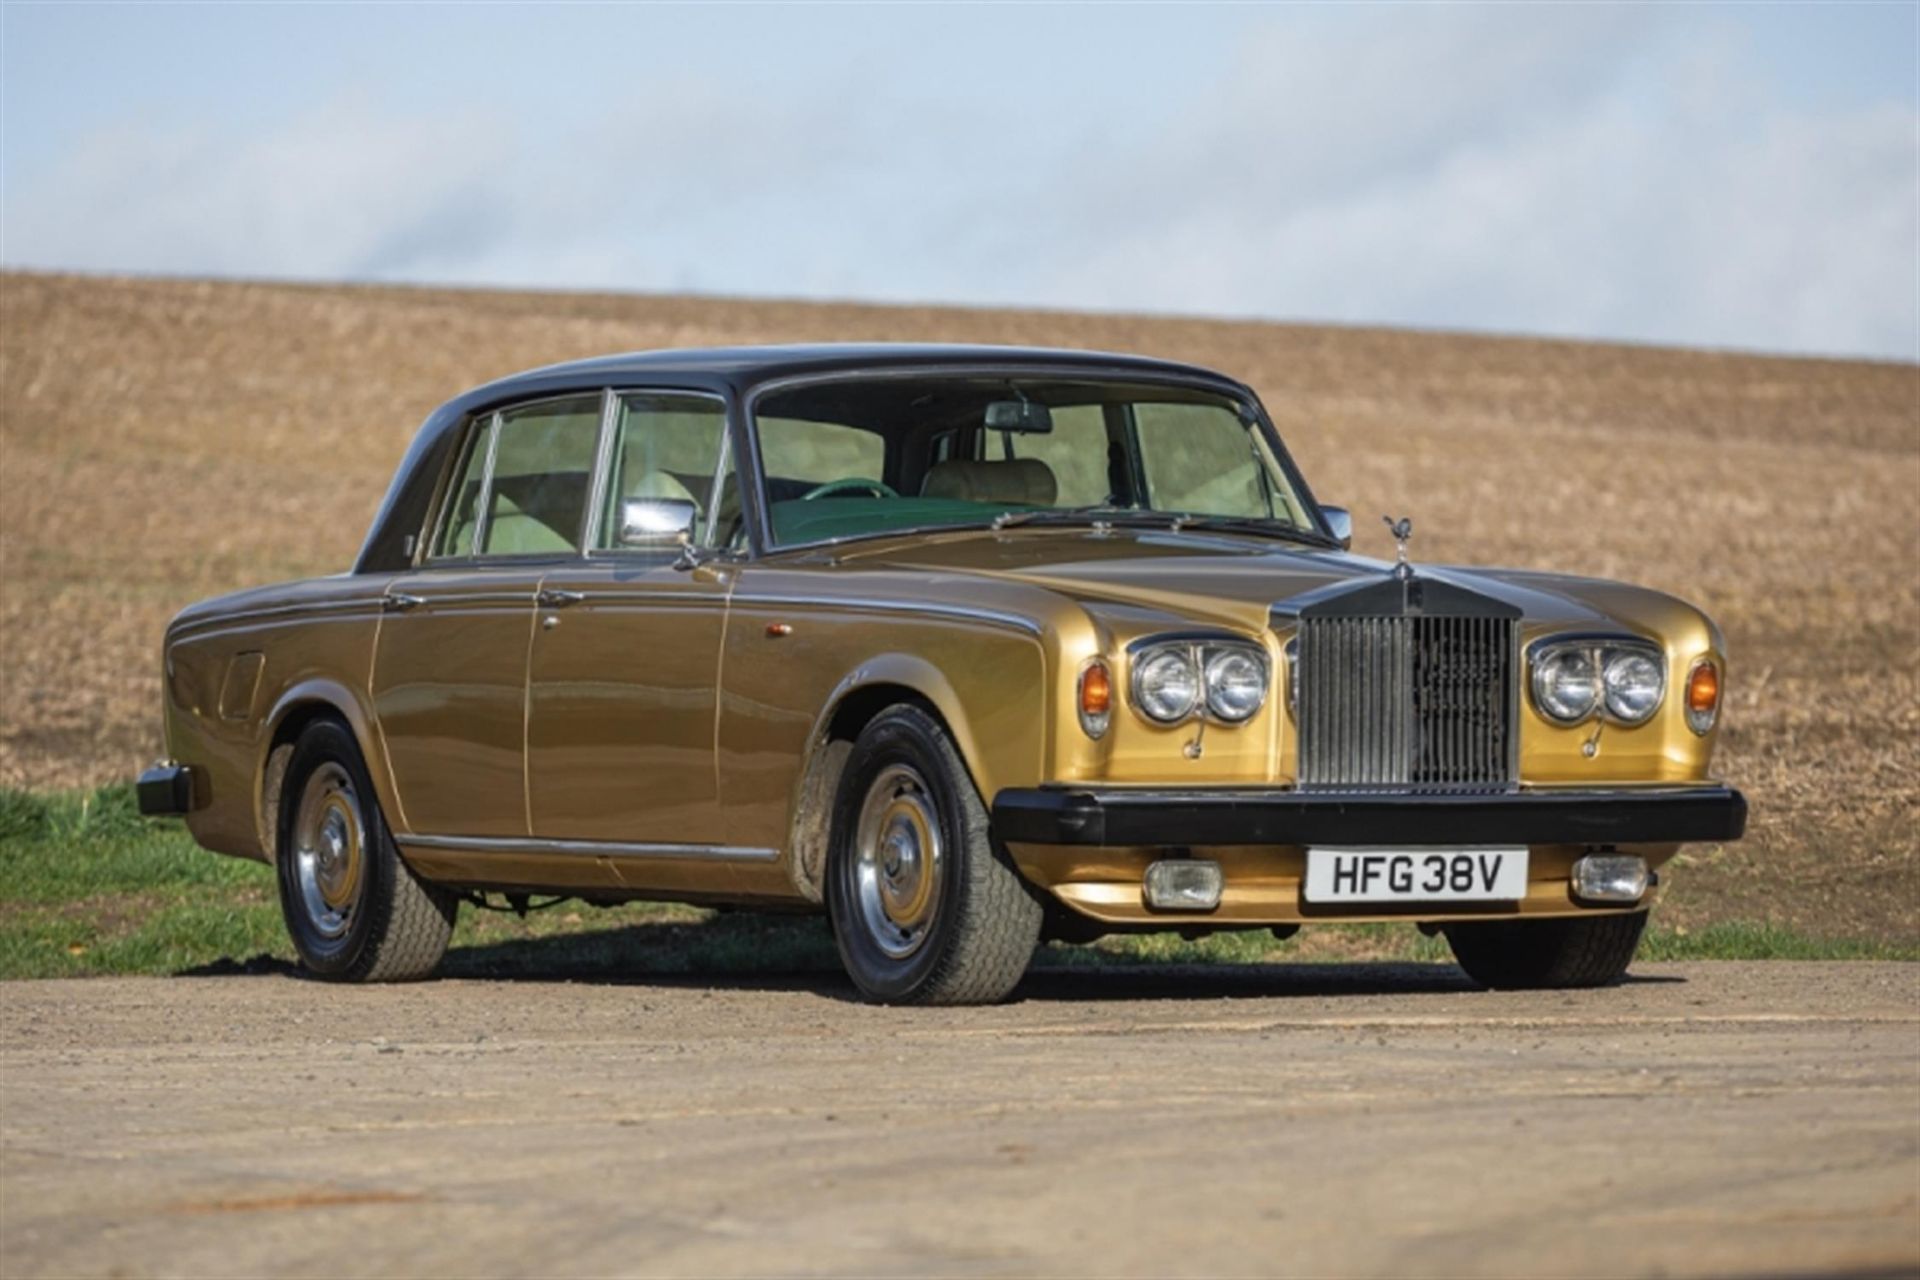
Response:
[[536, 588, 585, 608], [383, 592, 426, 613]]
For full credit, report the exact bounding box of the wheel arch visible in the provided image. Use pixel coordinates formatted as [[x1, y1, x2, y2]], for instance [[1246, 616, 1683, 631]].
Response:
[[782, 656, 989, 903], [257, 680, 393, 865]]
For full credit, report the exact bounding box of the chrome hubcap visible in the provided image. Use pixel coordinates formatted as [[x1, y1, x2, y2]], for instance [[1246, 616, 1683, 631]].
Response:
[[853, 764, 943, 960], [292, 762, 365, 940]]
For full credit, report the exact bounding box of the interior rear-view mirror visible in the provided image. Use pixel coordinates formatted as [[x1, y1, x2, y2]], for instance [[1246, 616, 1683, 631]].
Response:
[[984, 400, 1053, 434]]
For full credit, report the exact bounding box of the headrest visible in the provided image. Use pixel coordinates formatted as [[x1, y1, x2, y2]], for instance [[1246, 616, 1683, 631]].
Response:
[[921, 458, 1058, 507], [625, 470, 696, 505]]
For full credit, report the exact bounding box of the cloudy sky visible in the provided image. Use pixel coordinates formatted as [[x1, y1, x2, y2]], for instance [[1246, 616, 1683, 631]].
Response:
[[3, 4, 1914, 359]]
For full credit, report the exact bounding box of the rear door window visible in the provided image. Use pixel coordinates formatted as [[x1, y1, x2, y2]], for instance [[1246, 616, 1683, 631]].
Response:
[[431, 394, 604, 559]]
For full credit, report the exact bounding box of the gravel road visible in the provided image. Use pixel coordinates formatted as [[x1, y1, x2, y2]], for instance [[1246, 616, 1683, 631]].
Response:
[[2, 962, 1915, 1278]]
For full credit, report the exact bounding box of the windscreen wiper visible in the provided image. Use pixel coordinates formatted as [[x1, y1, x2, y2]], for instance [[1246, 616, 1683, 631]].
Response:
[[990, 505, 1149, 531], [991, 506, 1334, 547], [1165, 515, 1337, 547]]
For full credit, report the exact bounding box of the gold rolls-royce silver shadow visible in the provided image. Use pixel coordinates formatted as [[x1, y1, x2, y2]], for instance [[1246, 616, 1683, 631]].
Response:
[[141, 345, 1746, 1003]]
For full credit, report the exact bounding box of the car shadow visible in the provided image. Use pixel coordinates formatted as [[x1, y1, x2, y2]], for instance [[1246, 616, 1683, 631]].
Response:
[[175, 912, 1683, 1001]]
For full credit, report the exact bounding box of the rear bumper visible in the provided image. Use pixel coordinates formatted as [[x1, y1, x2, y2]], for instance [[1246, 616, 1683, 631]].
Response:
[[991, 784, 1747, 849], [136, 762, 198, 817]]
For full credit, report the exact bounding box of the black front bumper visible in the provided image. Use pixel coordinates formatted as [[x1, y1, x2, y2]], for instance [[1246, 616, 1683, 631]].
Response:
[[136, 763, 197, 817], [992, 784, 1747, 848]]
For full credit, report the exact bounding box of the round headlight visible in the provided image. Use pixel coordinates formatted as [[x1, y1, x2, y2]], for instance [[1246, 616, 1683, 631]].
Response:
[[1532, 648, 1599, 723], [1133, 648, 1200, 723], [1204, 648, 1267, 722], [1603, 650, 1665, 724]]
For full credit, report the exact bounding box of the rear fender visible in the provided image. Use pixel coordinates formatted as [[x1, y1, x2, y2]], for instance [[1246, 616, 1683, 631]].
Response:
[[259, 679, 400, 862]]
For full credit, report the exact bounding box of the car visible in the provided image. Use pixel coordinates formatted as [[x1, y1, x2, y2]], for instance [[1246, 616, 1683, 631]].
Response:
[[140, 344, 1747, 1003]]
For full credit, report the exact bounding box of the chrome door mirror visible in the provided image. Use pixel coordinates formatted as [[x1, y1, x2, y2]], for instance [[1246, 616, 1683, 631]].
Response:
[[618, 497, 698, 548], [1321, 505, 1353, 550]]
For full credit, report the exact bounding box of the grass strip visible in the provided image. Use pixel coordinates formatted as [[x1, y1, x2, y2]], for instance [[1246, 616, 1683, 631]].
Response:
[[4, 786, 1913, 980]]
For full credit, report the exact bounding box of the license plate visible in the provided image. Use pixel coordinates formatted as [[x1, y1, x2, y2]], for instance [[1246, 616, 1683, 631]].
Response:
[[1304, 847, 1529, 903]]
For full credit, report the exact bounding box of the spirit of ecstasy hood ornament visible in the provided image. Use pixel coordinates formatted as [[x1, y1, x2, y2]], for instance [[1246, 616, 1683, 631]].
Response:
[[1383, 515, 1415, 581]]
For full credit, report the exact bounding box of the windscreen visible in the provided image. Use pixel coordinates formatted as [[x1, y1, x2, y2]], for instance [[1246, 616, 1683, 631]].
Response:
[[752, 377, 1316, 548]]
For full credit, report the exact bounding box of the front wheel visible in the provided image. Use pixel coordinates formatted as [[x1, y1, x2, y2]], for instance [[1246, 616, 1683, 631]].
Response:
[[275, 719, 457, 982], [1443, 911, 1648, 990], [826, 706, 1042, 1004]]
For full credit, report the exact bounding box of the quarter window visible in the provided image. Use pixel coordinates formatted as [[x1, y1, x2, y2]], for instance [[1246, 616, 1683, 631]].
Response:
[[433, 413, 496, 558]]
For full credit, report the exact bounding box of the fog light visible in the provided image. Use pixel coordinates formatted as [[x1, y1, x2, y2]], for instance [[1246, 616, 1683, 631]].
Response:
[[1572, 854, 1649, 904], [1144, 859, 1223, 911]]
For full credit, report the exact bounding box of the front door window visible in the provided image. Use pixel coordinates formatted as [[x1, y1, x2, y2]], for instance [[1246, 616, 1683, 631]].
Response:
[[595, 393, 730, 550]]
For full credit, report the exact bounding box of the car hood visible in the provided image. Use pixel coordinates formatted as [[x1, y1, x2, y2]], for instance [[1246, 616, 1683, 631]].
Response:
[[832, 527, 1644, 635]]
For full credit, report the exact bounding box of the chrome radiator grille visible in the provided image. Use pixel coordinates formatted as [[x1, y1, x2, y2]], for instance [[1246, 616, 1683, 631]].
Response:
[[1295, 615, 1516, 791]]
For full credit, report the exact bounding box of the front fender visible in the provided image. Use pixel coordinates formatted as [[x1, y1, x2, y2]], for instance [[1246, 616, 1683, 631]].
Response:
[[778, 645, 1049, 902], [806, 654, 1003, 795]]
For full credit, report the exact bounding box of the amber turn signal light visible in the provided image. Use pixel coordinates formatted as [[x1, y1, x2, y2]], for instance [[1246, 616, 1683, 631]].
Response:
[[1078, 660, 1113, 739], [1685, 660, 1720, 735]]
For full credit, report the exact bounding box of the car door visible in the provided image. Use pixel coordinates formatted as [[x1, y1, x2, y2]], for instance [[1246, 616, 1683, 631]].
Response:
[[371, 393, 604, 838], [523, 390, 739, 847]]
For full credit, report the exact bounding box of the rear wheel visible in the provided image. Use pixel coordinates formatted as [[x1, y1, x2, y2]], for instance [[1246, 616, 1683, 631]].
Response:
[[276, 719, 457, 982], [826, 705, 1042, 1004], [1443, 911, 1647, 990]]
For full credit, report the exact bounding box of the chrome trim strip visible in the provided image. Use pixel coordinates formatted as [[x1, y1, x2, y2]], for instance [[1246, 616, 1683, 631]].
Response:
[[1508, 623, 1524, 781], [167, 598, 390, 639], [1038, 783, 1727, 799], [389, 589, 537, 610], [582, 387, 621, 551], [726, 592, 1044, 636], [471, 410, 503, 556], [1123, 628, 1263, 656], [704, 415, 735, 549], [172, 586, 546, 635], [560, 592, 728, 609], [425, 552, 590, 570], [1523, 629, 1662, 661], [399, 833, 779, 861]]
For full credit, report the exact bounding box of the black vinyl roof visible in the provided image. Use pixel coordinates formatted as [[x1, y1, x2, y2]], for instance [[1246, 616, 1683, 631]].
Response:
[[458, 343, 1242, 404]]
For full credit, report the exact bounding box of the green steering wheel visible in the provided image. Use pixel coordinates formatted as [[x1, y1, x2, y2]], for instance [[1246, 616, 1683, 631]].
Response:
[[801, 478, 900, 501]]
